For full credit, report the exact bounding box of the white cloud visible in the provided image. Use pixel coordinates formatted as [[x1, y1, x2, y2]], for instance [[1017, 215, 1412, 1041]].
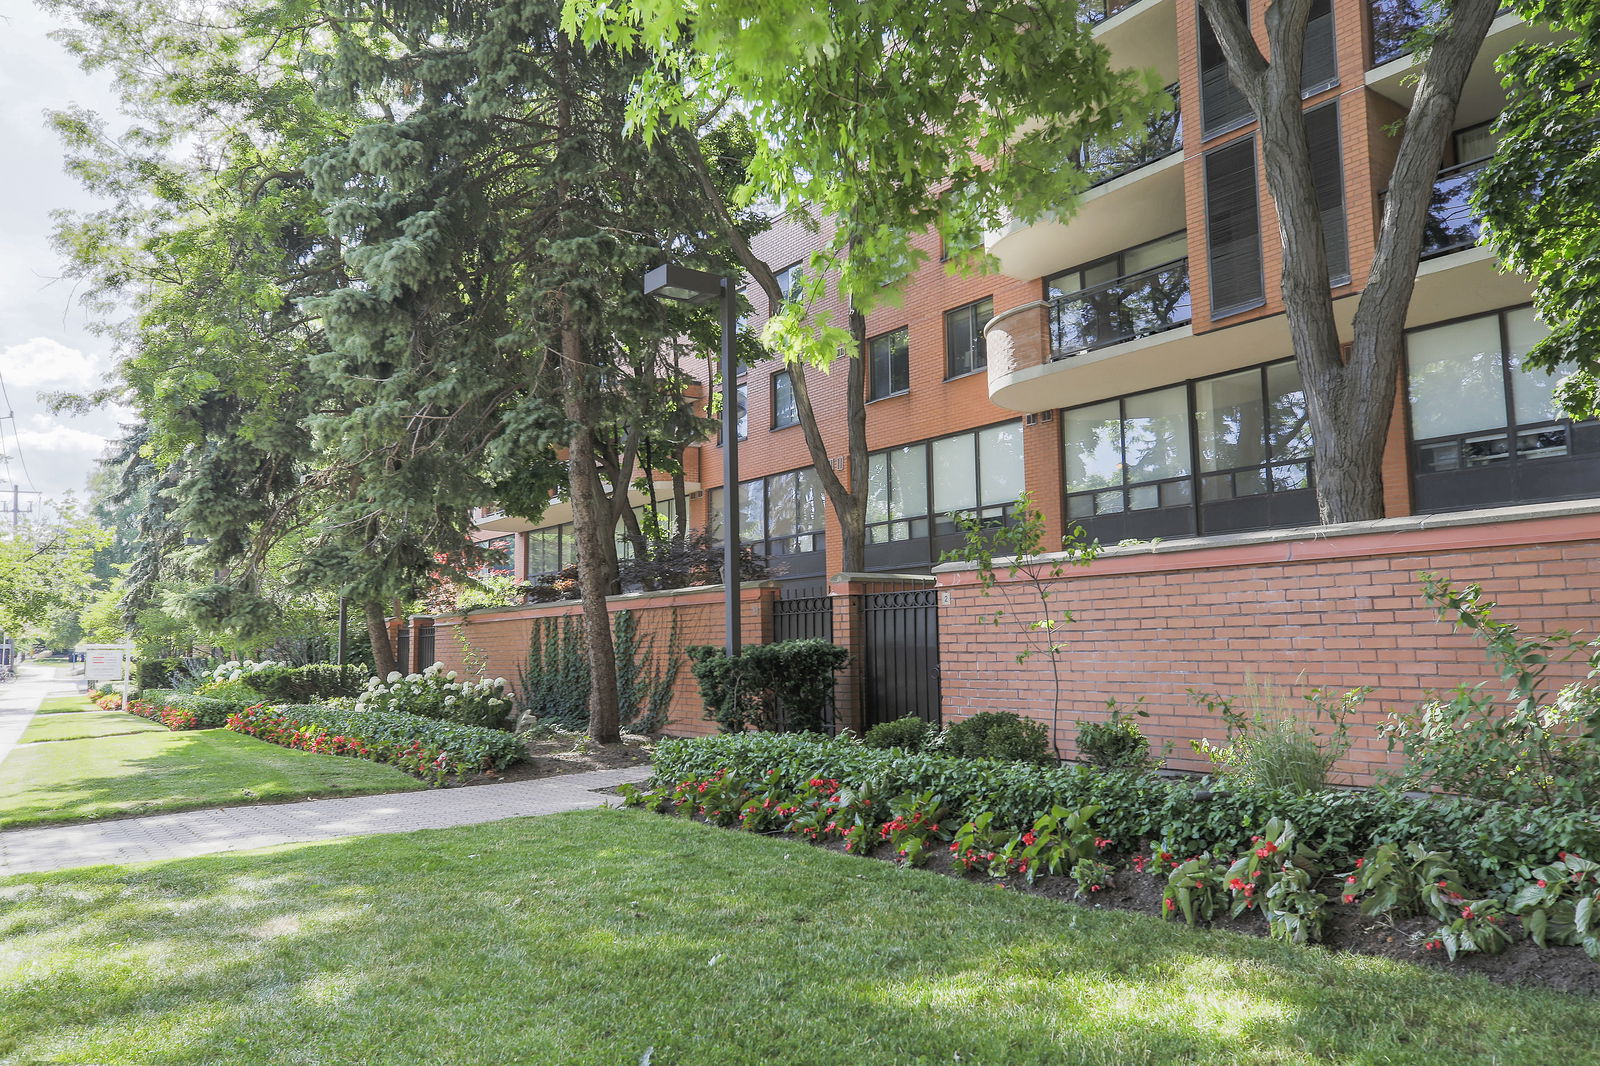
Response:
[[0, 337, 102, 388], [16, 418, 107, 454]]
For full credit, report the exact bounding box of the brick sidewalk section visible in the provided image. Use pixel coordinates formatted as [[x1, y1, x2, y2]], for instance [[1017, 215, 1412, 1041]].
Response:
[[0, 764, 655, 877]]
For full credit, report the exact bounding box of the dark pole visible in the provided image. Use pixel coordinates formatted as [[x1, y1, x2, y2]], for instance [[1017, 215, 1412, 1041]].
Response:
[[721, 277, 741, 656], [336, 596, 348, 667]]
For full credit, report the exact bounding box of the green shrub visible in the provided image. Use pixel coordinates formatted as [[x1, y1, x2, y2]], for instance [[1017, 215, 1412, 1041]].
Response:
[[357, 664, 512, 729], [134, 658, 180, 692], [1075, 700, 1152, 769], [687, 640, 849, 733], [1381, 575, 1600, 808], [242, 664, 367, 704], [1191, 679, 1360, 793], [229, 702, 525, 782], [943, 711, 1054, 765], [649, 733, 1600, 887], [863, 716, 936, 751], [519, 611, 680, 734]]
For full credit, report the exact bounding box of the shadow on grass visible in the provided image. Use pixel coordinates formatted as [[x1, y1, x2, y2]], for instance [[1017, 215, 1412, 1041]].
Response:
[[0, 729, 423, 830], [0, 808, 1594, 1066]]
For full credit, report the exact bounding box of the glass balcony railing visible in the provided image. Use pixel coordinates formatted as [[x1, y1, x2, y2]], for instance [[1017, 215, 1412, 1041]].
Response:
[[1049, 258, 1192, 359], [1420, 160, 1484, 259], [1078, 85, 1183, 188], [1078, 0, 1142, 27], [1370, 0, 1509, 66]]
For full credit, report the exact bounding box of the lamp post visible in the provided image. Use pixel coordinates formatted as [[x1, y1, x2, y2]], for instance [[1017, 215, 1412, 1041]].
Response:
[[643, 263, 741, 655]]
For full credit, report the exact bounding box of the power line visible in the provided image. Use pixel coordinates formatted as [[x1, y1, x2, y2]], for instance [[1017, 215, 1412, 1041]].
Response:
[[0, 368, 36, 492]]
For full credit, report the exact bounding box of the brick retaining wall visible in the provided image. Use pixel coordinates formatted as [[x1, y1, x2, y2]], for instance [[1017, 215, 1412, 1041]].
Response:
[[934, 502, 1600, 783]]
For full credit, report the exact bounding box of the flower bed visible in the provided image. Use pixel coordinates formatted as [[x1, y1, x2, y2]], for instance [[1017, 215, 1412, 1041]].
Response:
[[227, 703, 525, 784], [637, 734, 1600, 981], [126, 690, 247, 730]]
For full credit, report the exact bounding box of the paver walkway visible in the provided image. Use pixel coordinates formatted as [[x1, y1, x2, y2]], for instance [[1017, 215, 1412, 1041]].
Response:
[[0, 764, 654, 877], [0, 662, 79, 766]]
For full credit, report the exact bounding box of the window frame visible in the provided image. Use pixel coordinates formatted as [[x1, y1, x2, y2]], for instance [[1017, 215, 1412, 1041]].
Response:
[[867, 326, 911, 402], [771, 369, 799, 429], [943, 297, 995, 381], [1202, 134, 1267, 318]]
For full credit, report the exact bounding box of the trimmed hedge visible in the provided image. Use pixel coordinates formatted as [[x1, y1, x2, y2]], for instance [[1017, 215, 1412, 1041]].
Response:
[[652, 734, 1600, 889], [228, 702, 525, 783]]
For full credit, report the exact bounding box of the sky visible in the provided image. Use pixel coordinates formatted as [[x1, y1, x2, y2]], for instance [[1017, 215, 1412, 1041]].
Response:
[[0, 3, 132, 512]]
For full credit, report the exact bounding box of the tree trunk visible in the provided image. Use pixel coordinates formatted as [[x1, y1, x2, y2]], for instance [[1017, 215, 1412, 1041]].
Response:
[[364, 600, 397, 678], [561, 321, 623, 745], [1197, 0, 1499, 524]]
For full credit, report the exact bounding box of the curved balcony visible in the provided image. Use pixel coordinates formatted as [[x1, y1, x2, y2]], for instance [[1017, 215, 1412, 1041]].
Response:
[[1090, 0, 1180, 83], [1050, 258, 1192, 359], [1367, 7, 1560, 128], [984, 113, 1184, 281]]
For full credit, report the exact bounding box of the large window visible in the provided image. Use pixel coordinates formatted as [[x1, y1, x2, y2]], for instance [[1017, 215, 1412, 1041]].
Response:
[[774, 262, 804, 300], [772, 370, 798, 428], [1407, 307, 1600, 511], [1063, 360, 1318, 540], [718, 383, 748, 443], [945, 297, 993, 379], [476, 535, 516, 576], [524, 525, 572, 576], [868, 327, 910, 401], [1204, 137, 1265, 317], [866, 422, 1025, 551], [710, 466, 829, 577]]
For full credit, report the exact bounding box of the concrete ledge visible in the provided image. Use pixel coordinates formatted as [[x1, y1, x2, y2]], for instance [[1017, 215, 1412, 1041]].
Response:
[[933, 498, 1600, 578]]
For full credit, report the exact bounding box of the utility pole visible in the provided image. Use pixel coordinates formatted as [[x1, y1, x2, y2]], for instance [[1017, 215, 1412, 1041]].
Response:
[[0, 485, 41, 533]]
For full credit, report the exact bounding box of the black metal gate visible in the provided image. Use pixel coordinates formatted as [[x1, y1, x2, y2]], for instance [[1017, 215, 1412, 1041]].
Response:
[[860, 588, 941, 728], [416, 625, 436, 671], [772, 590, 835, 733]]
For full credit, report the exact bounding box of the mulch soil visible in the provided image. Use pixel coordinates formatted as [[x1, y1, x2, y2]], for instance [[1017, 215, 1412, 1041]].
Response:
[[762, 825, 1600, 997], [453, 734, 654, 787]]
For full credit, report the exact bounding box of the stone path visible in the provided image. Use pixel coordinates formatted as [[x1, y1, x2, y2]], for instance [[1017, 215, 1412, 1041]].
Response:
[[0, 662, 79, 767], [0, 764, 655, 877]]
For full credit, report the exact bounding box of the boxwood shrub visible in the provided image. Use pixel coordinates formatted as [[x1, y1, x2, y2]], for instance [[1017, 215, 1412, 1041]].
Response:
[[228, 702, 525, 783], [651, 733, 1600, 887], [241, 664, 368, 704]]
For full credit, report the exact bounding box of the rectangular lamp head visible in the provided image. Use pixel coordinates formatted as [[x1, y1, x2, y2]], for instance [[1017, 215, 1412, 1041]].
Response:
[[644, 262, 724, 305]]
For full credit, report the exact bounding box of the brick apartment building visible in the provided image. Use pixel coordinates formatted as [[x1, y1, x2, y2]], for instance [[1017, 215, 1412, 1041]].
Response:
[[442, 0, 1600, 771]]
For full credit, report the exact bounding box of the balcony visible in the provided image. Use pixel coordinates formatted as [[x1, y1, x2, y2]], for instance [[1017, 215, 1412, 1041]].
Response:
[[1078, 85, 1182, 189], [1091, 0, 1180, 83], [1366, 6, 1561, 126], [1050, 258, 1192, 359], [985, 118, 1184, 280], [1419, 160, 1483, 259]]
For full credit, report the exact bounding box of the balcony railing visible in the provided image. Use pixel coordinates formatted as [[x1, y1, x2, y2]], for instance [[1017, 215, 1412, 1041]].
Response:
[[1078, 0, 1142, 27], [1370, 0, 1509, 65], [1078, 85, 1182, 188], [1420, 160, 1484, 259], [1049, 257, 1192, 359]]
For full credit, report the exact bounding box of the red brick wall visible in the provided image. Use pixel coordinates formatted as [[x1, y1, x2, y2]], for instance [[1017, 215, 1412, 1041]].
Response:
[[427, 584, 781, 738], [936, 507, 1600, 784]]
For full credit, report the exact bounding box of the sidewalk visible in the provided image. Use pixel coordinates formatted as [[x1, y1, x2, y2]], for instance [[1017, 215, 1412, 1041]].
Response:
[[0, 662, 79, 767], [0, 764, 655, 877]]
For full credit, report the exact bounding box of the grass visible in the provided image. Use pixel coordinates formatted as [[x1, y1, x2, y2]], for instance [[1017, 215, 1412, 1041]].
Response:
[[17, 708, 168, 744], [0, 698, 425, 829], [37, 695, 99, 714], [0, 809, 1594, 1066]]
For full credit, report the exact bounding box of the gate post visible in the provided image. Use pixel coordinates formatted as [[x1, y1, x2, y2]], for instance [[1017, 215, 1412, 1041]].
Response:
[[827, 574, 868, 735]]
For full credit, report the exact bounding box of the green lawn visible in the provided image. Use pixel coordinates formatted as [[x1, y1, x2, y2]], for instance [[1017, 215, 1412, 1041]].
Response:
[[0, 722, 425, 829], [17, 708, 168, 744], [0, 809, 1593, 1066], [37, 695, 99, 714]]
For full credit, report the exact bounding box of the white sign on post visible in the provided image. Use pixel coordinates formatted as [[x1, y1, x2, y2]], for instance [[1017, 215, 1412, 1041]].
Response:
[[83, 644, 134, 711]]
